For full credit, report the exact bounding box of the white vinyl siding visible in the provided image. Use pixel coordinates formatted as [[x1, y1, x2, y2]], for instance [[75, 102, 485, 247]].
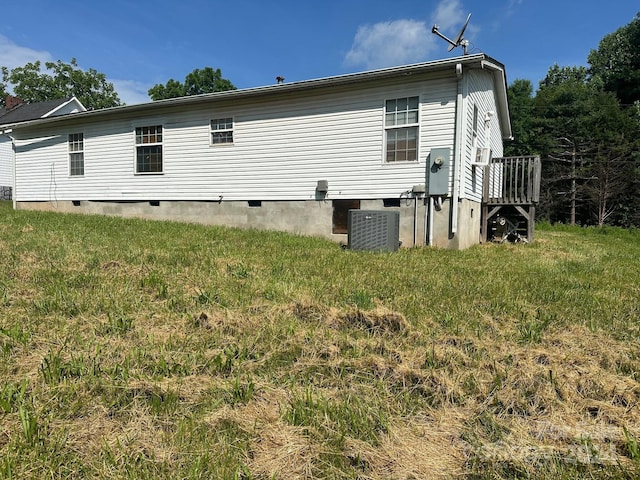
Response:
[[462, 69, 504, 203], [0, 136, 13, 187], [13, 76, 458, 203]]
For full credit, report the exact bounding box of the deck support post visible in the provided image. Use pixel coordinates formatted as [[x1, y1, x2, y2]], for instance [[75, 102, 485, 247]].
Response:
[[481, 156, 541, 243]]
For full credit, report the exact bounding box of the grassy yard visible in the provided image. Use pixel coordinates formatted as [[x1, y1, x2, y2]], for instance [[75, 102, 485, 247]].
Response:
[[0, 201, 639, 479]]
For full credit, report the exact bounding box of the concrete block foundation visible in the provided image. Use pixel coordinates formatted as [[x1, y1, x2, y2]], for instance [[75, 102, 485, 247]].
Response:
[[16, 197, 482, 249]]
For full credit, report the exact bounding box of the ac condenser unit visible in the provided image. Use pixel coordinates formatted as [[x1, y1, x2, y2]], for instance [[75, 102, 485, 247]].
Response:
[[348, 210, 400, 252]]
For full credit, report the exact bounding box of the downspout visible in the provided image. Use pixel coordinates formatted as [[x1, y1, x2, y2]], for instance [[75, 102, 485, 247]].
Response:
[[427, 197, 434, 245], [11, 133, 16, 210], [413, 195, 418, 247], [451, 63, 465, 235]]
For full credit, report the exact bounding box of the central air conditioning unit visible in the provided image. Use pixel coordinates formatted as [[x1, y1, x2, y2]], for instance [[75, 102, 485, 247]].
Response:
[[348, 210, 400, 252]]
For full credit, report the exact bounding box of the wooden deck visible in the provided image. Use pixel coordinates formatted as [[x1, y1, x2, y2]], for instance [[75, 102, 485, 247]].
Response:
[[481, 156, 541, 243]]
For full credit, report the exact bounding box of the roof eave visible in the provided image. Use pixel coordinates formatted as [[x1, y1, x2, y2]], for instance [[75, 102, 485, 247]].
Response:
[[479, 58, 512, 140], [10, 54, 495, 130]]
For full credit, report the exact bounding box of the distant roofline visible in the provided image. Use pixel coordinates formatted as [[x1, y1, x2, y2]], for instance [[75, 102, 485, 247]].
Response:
[[0, 96, 86, 129], [42, 96, 87, 118]]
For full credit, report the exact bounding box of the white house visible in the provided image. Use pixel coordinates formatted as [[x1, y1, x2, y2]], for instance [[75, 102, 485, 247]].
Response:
[[6, 54, 513, 249], [0, 96, 86, 199]]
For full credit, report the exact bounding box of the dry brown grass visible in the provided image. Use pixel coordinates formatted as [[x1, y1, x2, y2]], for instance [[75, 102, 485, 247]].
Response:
[[3, 296, 640, 478], [1, 206, 640, 478]]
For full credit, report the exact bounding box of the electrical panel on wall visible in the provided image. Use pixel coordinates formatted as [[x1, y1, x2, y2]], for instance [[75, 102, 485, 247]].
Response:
[[427, 147, 450, 196]]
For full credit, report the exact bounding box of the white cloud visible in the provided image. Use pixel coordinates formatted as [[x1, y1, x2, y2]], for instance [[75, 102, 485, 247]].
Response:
[[344, 0, 474, 70], [0, 33, 150, 106], [344, 20, 434, 70], [432, 0, 467, 33], [0, 34, 52, 70], [111, 79, 152, 105], [507, 0, 523, 15]]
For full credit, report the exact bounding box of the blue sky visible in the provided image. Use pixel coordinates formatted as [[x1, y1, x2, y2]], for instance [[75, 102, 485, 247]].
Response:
[[0, 1, 637, 105]]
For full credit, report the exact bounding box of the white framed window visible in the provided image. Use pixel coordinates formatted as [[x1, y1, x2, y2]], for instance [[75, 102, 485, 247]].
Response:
[[211, 118, 233, 144], [472, 104, 479, 139], [472, 104, 480, 161], [135, 125, 163, 174], [384, 96, 419, 162], [68, 133, 84, 176]]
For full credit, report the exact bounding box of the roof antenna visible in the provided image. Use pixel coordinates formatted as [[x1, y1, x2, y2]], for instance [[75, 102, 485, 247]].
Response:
[[432, 13, 472, 55]]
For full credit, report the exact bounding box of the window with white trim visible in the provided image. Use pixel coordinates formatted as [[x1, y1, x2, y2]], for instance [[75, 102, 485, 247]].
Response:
[[211, 118, 233, 144], [68, 133, 84, 176], [135, 125, 163, 173], [472, 104, 479, 161], [385, 96, 419, 162]]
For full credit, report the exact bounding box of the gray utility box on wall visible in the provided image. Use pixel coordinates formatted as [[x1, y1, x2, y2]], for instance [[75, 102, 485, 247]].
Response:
[[347, 210, 400, 252], [427, 147, 451, 196]]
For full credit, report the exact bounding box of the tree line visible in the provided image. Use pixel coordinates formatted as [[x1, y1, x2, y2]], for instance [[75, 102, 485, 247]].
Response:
[[2, 14, 639, 227], [506, 13, 640, 227], [0, 62, 235, 109]]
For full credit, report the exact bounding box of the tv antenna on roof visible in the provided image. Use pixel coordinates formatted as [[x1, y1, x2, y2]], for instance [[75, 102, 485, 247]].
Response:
[[432, 13, 472, 55]]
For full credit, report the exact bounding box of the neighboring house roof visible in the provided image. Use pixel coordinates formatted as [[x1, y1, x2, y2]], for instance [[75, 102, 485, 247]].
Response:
[[6, 54, 512, 138], [0, 97, 86, 127]]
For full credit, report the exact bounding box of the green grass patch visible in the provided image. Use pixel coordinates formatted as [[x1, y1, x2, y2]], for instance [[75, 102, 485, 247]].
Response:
[[1, 201, 640, 478]]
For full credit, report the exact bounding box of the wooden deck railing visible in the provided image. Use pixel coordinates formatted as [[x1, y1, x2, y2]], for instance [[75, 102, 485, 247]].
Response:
[[483, 156, 541, 205]]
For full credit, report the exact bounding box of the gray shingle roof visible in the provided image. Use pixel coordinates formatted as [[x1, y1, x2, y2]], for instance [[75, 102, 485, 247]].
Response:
[[0, 98, 73, 126]]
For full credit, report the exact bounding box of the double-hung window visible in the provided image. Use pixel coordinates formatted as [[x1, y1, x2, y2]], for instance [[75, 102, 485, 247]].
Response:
[[68, 133, 84, 176], [211, 118, 233, 144], [385, 97, 419, 162], [135, 125, 163, 174]]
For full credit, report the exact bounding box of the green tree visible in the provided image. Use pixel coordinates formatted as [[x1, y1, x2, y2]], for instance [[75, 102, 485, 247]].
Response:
[[539, 63, 589, 88], [148, 67, 236, 100], [534, 65, 605, 224], [1, 58, 121, 109], [534, 65, 640, 226], [147, 78, 186, 101], [580, 92, 639, 226], [504, 79, 537, 156], [588, 13, 640, 106], [0, 81, 7, 109]]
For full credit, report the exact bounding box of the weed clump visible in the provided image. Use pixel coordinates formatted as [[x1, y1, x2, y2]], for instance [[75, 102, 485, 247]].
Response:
[[338, 306, 409, 335]]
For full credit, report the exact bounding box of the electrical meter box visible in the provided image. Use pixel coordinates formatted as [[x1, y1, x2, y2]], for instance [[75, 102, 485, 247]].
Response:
[[427, 147, 450, 196]]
